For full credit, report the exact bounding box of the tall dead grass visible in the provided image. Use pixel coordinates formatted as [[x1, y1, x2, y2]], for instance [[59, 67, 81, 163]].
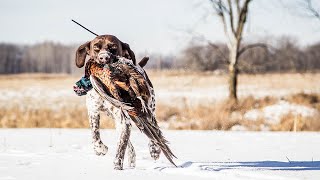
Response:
[[271, 93, 320, 131], [0, 93, 319, 131], [271, 114, 320, 131], [0, 101, 114, 128], [0, 73, 319, 131], [156, 96, 277, 130]]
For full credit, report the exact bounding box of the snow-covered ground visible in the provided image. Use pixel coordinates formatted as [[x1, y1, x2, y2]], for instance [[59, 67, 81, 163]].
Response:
[[157, 86, 320, 104], [244, 100, 319, 124], [1, 85, 319, 108], [0, 129, 320, 180]]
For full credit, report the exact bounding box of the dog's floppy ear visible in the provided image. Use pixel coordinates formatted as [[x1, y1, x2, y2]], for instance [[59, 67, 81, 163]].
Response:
[[121, 42, 136, 65], [75, 41, 90, 68]]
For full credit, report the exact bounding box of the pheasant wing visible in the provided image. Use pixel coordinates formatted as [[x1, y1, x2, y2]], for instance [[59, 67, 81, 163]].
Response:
[[90, 75, 133, 111]]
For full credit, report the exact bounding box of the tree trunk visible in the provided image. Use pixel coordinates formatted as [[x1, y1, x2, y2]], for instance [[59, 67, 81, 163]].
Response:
[[228, 63, 238, 100], [228, 44, 239, 101]]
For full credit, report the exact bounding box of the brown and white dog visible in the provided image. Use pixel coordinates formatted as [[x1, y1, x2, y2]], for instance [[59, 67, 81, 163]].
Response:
[[75, 35, 161, 170]]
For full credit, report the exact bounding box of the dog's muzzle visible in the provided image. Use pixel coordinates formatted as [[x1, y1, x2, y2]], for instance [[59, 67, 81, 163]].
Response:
[[98, 51, 111, 63]]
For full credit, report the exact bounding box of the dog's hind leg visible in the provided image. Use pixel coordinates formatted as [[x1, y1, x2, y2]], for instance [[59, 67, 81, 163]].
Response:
[[87, 91, 108, 156], [127, 140, 136, 168], [149, 140, 161, 160], [114, 121, 131, 170]]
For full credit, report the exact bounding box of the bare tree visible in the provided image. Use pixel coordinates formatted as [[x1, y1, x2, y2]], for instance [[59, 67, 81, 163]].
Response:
[[208, 0, 264, 101]]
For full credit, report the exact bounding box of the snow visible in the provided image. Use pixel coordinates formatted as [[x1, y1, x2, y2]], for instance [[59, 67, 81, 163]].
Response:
[[1, 129, 320, 180], [2, 83, 319, 109], [156, 86, 320, 105], [244, 101, 319, 124], [230, 125, 248, 131]]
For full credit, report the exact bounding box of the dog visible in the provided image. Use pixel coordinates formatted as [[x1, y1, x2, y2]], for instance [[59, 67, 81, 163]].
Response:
[[75, 35, 167, 170]]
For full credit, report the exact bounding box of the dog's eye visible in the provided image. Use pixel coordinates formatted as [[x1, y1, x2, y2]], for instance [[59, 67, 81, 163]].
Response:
[[109, 45, 118, 54], [110, 45, 117, 50], [93, 46, 100, 52]]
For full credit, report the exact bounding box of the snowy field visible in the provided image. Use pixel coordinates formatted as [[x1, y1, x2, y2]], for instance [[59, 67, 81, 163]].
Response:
[[1, 73, 319, 105], [0, 129, 320, 180]]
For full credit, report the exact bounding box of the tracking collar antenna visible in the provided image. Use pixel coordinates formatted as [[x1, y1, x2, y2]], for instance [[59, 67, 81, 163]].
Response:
[[71, 19, 99, 37]]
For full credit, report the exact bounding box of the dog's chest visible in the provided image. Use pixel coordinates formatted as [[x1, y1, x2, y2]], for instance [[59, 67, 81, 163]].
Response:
[[86, 85, 156, 121], [86, 90, 123, 120]]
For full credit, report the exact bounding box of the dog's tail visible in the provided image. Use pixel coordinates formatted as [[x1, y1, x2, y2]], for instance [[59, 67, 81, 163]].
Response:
[[130, 115, 177, 167]]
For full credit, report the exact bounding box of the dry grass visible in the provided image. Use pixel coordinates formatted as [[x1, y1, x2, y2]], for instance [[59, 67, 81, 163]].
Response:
[[147, 71, 320, 90], [271, 114, 320, 131], [0, 99, 114, 129], [285, 92, 320, 109], [157, 96, 277, 130], [269, 93, 320, 131], [0, 72, 319, 131]]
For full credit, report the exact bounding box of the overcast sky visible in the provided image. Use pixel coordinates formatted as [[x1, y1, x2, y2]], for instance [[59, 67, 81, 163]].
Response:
[[0, 0, 319, 54]]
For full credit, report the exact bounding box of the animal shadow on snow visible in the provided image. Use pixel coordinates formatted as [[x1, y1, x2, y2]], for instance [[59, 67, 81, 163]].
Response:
[[155, 161, 320, 171]]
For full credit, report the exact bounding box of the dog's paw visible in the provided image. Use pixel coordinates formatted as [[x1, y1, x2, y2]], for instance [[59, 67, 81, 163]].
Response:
[[128, 159, 136, 168], [149, 141, 161, 160], [127, 147, 136, 168], [93, 142, 108, 156], [114, 159, 123, 170], [114, 165, 123, 170]]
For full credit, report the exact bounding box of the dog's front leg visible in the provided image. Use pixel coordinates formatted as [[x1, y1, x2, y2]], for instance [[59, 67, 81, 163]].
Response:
[[87, 92, 108, 156], [127, 140, 136, 168], [88, 110, 108, 156], [114, 121, 131, 170]]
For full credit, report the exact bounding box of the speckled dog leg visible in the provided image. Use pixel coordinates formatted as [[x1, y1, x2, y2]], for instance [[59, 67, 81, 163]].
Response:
[[114, 122, 131, 170], [127, 140, 136, 168], [149, 140, 161, 160], [87, 91, 108, 156]]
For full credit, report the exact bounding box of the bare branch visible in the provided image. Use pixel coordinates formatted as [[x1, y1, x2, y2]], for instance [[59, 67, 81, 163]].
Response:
[[306, 0, 320, 19], [210, 0, 232, 45], [235, 0, 252, 41], [208, 42, 229, 63], [236, 0, 241, 16], [237, 43, 271, 58], [227, 0, 236, 35], [179, 29, 229, 63], [210, 0, 229, 14], [219, 8, 229, 37]]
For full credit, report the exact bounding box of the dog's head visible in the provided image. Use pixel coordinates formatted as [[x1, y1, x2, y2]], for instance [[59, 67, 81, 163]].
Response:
[[75, 35, 136, 68]]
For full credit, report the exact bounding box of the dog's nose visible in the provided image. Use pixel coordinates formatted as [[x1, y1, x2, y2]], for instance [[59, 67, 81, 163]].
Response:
[[98, 52, 110, 61]]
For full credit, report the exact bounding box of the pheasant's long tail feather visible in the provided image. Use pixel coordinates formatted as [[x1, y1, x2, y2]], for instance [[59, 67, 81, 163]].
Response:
[[131, 116, 177, 166]]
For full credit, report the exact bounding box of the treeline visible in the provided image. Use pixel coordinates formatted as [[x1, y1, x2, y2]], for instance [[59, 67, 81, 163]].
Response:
[[0, 42, 78, 74], [1, 37, 320, 74], [174, 37, 320, 73]]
